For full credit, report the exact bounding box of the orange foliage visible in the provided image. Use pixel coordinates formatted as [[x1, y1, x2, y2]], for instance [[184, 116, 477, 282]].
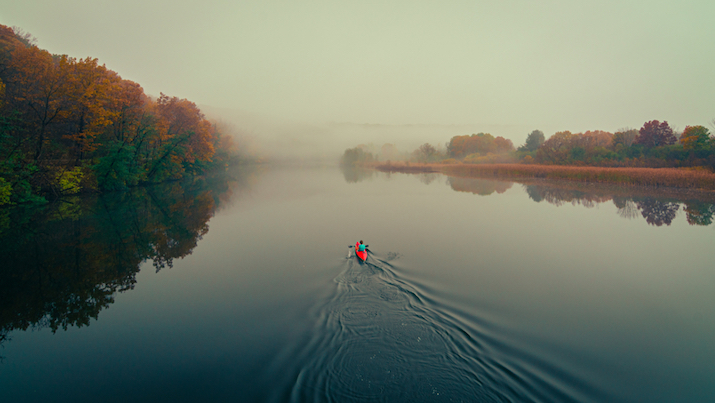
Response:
[[155, 93, 215, 162], [64, 57, 122, 155], [0, 24, 235, 198], [579, 130, 613, 149], [679, 125, 710, 151], [7, 46, 73, 160], [447, 133, 514, 159]]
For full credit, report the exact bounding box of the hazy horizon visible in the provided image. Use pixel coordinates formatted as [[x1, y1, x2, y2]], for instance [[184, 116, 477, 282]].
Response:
[[3, 1, 714, 158]]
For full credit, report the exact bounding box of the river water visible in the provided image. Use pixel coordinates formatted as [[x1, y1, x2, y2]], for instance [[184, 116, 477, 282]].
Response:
[[1, 166, 714, 402]]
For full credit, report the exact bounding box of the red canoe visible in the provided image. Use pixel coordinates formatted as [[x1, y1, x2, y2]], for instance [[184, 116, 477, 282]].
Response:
[[355, 242, 367, 261]]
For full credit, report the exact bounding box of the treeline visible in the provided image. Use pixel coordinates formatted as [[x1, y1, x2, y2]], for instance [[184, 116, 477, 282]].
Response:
[[516, 122, 714, 168], [446, 133, 514, 162], [341, 119, 715, 172], [340, 133, 517, 166], [0, 25, 237, 205], [341, 142, 451, 165]]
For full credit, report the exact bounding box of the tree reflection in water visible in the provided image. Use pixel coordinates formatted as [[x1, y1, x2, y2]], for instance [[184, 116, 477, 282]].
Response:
[[419, 173, 440, 185], [366, 170, 715, 228], [340, 164, 375, 183], [447, 176, 512, 196], [0, 172, 243, 352], [613, 197, 641, 220], [635, 198, 680, 226], [683, 200, 715, 226], [522, 183, 714, 227], [524, 185, 611, 208]]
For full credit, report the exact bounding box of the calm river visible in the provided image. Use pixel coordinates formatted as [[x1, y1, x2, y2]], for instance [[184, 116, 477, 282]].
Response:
[[1, 166, 714, 402]]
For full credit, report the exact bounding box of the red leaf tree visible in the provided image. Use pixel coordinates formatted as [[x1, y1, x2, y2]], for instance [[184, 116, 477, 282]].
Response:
[[635, 120, 677, 148]]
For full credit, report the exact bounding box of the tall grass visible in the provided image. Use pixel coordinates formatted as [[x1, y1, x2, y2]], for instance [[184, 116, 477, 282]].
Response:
[[440, 164, 715, 190]]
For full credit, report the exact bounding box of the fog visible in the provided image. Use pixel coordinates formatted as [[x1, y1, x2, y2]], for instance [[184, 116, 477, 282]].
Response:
[[3, 1, 715, 161], [201, 104, 533, 162]]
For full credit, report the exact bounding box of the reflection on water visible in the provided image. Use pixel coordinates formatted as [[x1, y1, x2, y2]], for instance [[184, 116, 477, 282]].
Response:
[[343, 167, 715, 227], [448, 176, 513, 196], [613, 197, 640, 220], [3, 167, 714, 402], [522, 182, 713, 227], [340, 164, 375, 183], [268, 252, 601, 402], [0, 168, 252, 351], [683, 200, 715, 226], [343, 168, 715, 227]]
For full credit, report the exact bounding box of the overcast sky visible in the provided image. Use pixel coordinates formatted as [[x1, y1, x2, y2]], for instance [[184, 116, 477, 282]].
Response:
[[2, 0, 714, 147]]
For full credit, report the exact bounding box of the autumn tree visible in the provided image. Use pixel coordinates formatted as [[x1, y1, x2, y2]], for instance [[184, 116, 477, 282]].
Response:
[[92, 78, 153, 190], [635, 120, 677, 148], [6, 46, 73, 161], [144, 94, 215, 182], [0, 24, 238, 202], [578, 130, 613, 149], [679, 125, 710, 151], [612, 129, 638, 149], [63, 57, 123, 161], [536, 131, 574, 164], [448, 133, 495, 158], [493, 136, 514, 153]]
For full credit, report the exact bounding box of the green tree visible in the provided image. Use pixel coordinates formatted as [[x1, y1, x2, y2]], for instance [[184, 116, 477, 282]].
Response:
[[520, 130, 545, 151]]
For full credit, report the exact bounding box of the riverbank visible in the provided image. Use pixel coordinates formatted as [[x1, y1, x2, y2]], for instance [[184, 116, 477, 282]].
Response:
[[373, 162, 715, 192]]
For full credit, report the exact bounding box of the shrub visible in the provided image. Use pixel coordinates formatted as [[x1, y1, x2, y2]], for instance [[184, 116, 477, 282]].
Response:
[[56, 167, 84, 195], [0, 177, 11, 205]]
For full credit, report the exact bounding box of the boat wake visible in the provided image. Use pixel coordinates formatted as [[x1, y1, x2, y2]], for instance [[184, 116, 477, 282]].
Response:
[[263, 251, 604, 403]]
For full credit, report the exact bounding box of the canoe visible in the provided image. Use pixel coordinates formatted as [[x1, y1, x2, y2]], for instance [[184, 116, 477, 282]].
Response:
[[355, 241, 367, 261]]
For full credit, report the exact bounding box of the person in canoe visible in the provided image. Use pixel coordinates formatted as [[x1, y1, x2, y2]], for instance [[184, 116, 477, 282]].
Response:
[[355, 240, 368, 261]]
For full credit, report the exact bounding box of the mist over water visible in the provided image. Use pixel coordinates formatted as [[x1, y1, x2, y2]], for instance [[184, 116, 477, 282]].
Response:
[[200, 105, 532, 162], [1, 166, 714, 402]]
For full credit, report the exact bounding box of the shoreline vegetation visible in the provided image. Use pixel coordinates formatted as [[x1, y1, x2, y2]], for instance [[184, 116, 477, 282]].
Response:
[[372, 161, 715, 193], [0, 25, 244, 206], [342, 118, 715, 194]]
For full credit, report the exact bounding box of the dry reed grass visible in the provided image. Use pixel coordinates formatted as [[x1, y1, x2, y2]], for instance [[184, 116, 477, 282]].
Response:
[[440, 164, 715, 191]]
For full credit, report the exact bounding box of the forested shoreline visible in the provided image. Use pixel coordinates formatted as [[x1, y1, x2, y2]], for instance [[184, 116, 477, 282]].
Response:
[[342, 121, 715, 170], [0, 25, 238, 206], [341, 115, 715, 190]]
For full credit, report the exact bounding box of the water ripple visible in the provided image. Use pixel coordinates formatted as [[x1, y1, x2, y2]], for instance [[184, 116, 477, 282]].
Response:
[[265, 252, 604, 403]]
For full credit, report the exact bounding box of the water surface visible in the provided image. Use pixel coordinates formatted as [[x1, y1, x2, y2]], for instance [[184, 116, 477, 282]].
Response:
[[1, 166, 714, 402]]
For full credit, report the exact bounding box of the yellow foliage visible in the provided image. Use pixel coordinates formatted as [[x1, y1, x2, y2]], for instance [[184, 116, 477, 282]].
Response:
[[49, 197, 84, 221], [0, 177, 11, 205], [56, 167, 84, 195]]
